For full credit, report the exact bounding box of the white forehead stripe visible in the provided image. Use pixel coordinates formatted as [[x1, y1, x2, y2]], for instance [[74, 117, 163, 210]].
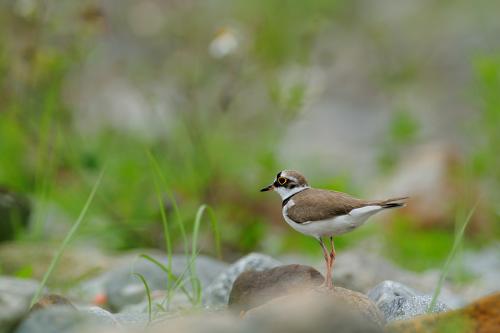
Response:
[[281, 171, 297, 182]]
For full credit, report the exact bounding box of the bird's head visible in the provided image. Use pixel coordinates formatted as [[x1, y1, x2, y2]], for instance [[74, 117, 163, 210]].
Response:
[[260, 170, 309, 200]]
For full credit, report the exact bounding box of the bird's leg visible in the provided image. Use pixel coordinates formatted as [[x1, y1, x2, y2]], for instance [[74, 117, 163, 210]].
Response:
[[318, 237, 329, 262], [318, 237, 332, 288], [328, 236, 336, 289]]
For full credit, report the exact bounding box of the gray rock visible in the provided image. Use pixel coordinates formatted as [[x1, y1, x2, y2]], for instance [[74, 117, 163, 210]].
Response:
[[79, 306, 120, 326], [329, 247, 461, 307], [0, 276, 41, 332], [119, 291, 191, 316], [75, 254, 228, 311], [81, 305, 150, 327], [114, 312, 151, 326], [367, 280, 449, 321], [14, 305, 117, 333], [203, 253, 281, 308], [367, 280, 419, 303]]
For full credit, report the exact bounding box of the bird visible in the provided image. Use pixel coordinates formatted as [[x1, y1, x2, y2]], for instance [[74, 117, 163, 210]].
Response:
[[260, 170, 407, 289]]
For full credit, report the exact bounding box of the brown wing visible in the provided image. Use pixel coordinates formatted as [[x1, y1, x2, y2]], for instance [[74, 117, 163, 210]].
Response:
[[286, 188, 370, 223]]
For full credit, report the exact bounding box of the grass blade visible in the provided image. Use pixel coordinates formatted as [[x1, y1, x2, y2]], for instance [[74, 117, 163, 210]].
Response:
[[427, 204, 477, 312], [146, 149, 186, 251], [190, 204, 221, 304], [134, 273, 152, 324], [30, 169, 105, 307], [151, 172, 173, 278], [167, 249, 201, 304], [139, 254, 173, 278], [139, 254, 195, 304]]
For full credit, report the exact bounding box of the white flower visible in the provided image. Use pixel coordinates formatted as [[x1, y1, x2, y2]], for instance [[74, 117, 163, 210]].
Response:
[[209, 28, 239, 59]]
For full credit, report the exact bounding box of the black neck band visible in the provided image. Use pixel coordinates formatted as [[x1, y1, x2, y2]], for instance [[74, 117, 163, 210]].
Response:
[[282, 191, 300, 207]]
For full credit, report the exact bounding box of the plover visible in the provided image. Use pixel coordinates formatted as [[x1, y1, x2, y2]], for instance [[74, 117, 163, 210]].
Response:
[[261, 170, 407, 289]]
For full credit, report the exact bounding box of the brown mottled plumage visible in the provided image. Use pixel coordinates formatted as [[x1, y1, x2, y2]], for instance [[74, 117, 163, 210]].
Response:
[[287, 188, 408, 223]]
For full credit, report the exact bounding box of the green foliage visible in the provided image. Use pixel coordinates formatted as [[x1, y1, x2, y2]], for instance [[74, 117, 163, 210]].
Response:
[[378, 109, 420, 173], [428, 205, 476, 312], [0, 1, 341, 252], [236, 0, 341, 66], [138, 203, 221, 311], [30, 169, 104, 307], [0, 1, 497, 270], [15, 265, 34, 279], [383, 215, 456, 272], [471, 57, 500, 216]]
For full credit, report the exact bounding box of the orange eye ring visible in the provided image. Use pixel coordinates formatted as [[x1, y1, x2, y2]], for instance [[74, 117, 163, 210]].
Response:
[[278, 177, 287, 185]]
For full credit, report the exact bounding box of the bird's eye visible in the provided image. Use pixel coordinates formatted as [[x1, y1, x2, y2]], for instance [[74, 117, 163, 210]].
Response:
[[278, 177, 287, 185]]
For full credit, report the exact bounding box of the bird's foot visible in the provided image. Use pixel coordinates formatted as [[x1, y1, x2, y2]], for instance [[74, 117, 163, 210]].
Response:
[[319, 280, 334, 291]]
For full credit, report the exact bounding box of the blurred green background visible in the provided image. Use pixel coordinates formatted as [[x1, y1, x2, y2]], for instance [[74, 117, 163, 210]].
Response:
[[0, 0, 499, 273]]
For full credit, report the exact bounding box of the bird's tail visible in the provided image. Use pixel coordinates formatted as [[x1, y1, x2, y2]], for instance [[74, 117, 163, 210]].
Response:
[[377, 196, 408, 209]]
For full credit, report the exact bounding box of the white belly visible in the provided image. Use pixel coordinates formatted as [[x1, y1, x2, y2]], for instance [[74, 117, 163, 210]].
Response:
[[282, 200, 383, 238]]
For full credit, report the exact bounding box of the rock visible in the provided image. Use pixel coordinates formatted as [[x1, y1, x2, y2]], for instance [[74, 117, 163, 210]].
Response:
[[119, 291, 191, 316], [113, 312, 152, 326], [244, 288, 385, 332], [387, 292, 500, 333], [0, 276, 42, 332], [0, 188, 30, 242], [74, 253, 227, 311], [378, 295, 449, 322], [327, 287, 386, 327], [152, 288, 384, 333], [14, 305, 118, 333], [228, 264, 324, 311], [330, 248, 461, 306], [79, 306, 120, 326], [149, 312, 239, 333], [368, 280, 418, 303], [82, 306, 150, 328], [203, 253, 282, 308], [368, 280, 449, 321], [16, 297, 148, 333], [30, 295, 75, 313]]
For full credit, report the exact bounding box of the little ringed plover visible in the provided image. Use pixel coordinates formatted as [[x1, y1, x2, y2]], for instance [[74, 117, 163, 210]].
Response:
[[261, 170, 407, 289]]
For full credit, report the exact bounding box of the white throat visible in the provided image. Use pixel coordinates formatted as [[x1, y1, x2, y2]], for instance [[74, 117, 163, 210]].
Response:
[[274, 186, 309, 200]]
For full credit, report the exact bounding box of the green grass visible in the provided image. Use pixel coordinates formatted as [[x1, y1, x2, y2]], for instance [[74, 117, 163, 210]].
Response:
[[383, 215, 458, 272], [190, 204, 221, 304], [134, 273, 153, 324], [144, 149, 222, 307], [136, 203, 221, 314], [428, 205, 476, 312], [30, 174, 220, 317], [147, 150, 186, 254], [138, 254, 194, 306], [30, 168, 105, 307]]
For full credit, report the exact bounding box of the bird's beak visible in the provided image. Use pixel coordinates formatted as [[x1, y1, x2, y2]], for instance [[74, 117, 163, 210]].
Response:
[[260, 183, 274, 192]]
